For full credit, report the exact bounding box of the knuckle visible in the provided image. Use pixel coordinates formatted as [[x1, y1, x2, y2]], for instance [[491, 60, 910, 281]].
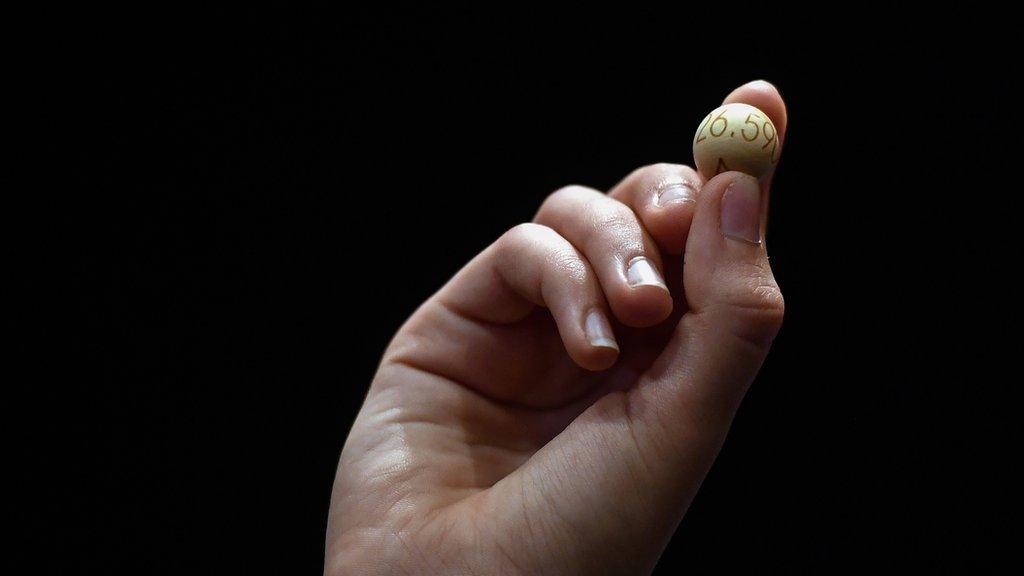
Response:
[[737, 281, 786, 327], [584, 199, 636, 235], [497, 223, 587, 283], [496, 222, 548, 259], [582, 200, 646, 254], [627, 162, 698, 186], [718, 263, 785, 346], [630, 162, 677, 178], [550, 250, 589, 284], [537, 184, 594, 218], [550, 183, 594, 199], [539, 185, 647, 252], [500, 222, 552, 247], [589, 200, 632, 228]]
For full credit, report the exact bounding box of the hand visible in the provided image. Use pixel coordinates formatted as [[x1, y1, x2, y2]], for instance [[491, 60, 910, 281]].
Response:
[[326, 81, 788, 575]]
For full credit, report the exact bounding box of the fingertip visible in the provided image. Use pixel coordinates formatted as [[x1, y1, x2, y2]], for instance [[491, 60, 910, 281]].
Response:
[[576, 309, 620, 371], [723, 80, 788, 140], [612, 165, 703, 256], [612, 257, 674, 327], [646, 192, 698, 255], [728, 79, 781, 98], [579, 343, 620, 371], [652, 177, 702, 207], [617, 285, 674, 328]]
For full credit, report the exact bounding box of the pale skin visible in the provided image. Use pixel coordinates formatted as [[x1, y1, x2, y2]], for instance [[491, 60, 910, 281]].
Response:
[[326, 81, 789, 575]]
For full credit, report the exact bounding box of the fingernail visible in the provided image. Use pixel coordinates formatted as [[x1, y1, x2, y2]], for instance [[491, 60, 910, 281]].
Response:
[[626, 256, 667, 290], [585, 310, 618, 351], [721, 174, 762, 245], [656, 181, 698, 206]]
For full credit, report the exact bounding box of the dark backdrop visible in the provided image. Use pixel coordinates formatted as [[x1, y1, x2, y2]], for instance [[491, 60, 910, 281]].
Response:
[[23, 9, 1018, 574]]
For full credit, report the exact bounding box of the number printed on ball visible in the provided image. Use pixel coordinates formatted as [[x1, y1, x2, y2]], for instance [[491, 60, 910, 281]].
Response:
[[692, 103, 779, 180]]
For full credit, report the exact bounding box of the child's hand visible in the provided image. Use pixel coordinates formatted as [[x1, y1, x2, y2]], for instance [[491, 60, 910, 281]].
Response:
[[327, 81, 787, 575]]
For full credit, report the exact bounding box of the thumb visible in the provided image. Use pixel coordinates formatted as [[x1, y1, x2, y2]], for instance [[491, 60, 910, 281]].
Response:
[[484, 171, 784, 573]]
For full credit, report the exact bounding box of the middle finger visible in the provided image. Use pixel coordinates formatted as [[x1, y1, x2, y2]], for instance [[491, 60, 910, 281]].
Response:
[[534, 185, 672, 328]]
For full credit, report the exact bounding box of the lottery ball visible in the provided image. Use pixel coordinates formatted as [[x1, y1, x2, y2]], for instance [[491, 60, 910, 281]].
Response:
[[692, 103, 780, 180]]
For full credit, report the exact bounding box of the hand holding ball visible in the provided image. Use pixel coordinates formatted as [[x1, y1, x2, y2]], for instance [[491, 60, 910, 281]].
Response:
[[692, 103, 780, 180]]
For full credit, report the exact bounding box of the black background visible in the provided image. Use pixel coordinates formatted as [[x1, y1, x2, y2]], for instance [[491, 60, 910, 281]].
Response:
[[18, 8, 1020, 574]]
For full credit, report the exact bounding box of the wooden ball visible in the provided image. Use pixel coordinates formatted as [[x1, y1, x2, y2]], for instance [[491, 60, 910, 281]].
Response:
[[692, 103, 780, 180]]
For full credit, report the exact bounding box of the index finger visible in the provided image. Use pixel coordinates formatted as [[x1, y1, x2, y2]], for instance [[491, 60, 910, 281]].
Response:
[[722, 80, 788, 143]]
